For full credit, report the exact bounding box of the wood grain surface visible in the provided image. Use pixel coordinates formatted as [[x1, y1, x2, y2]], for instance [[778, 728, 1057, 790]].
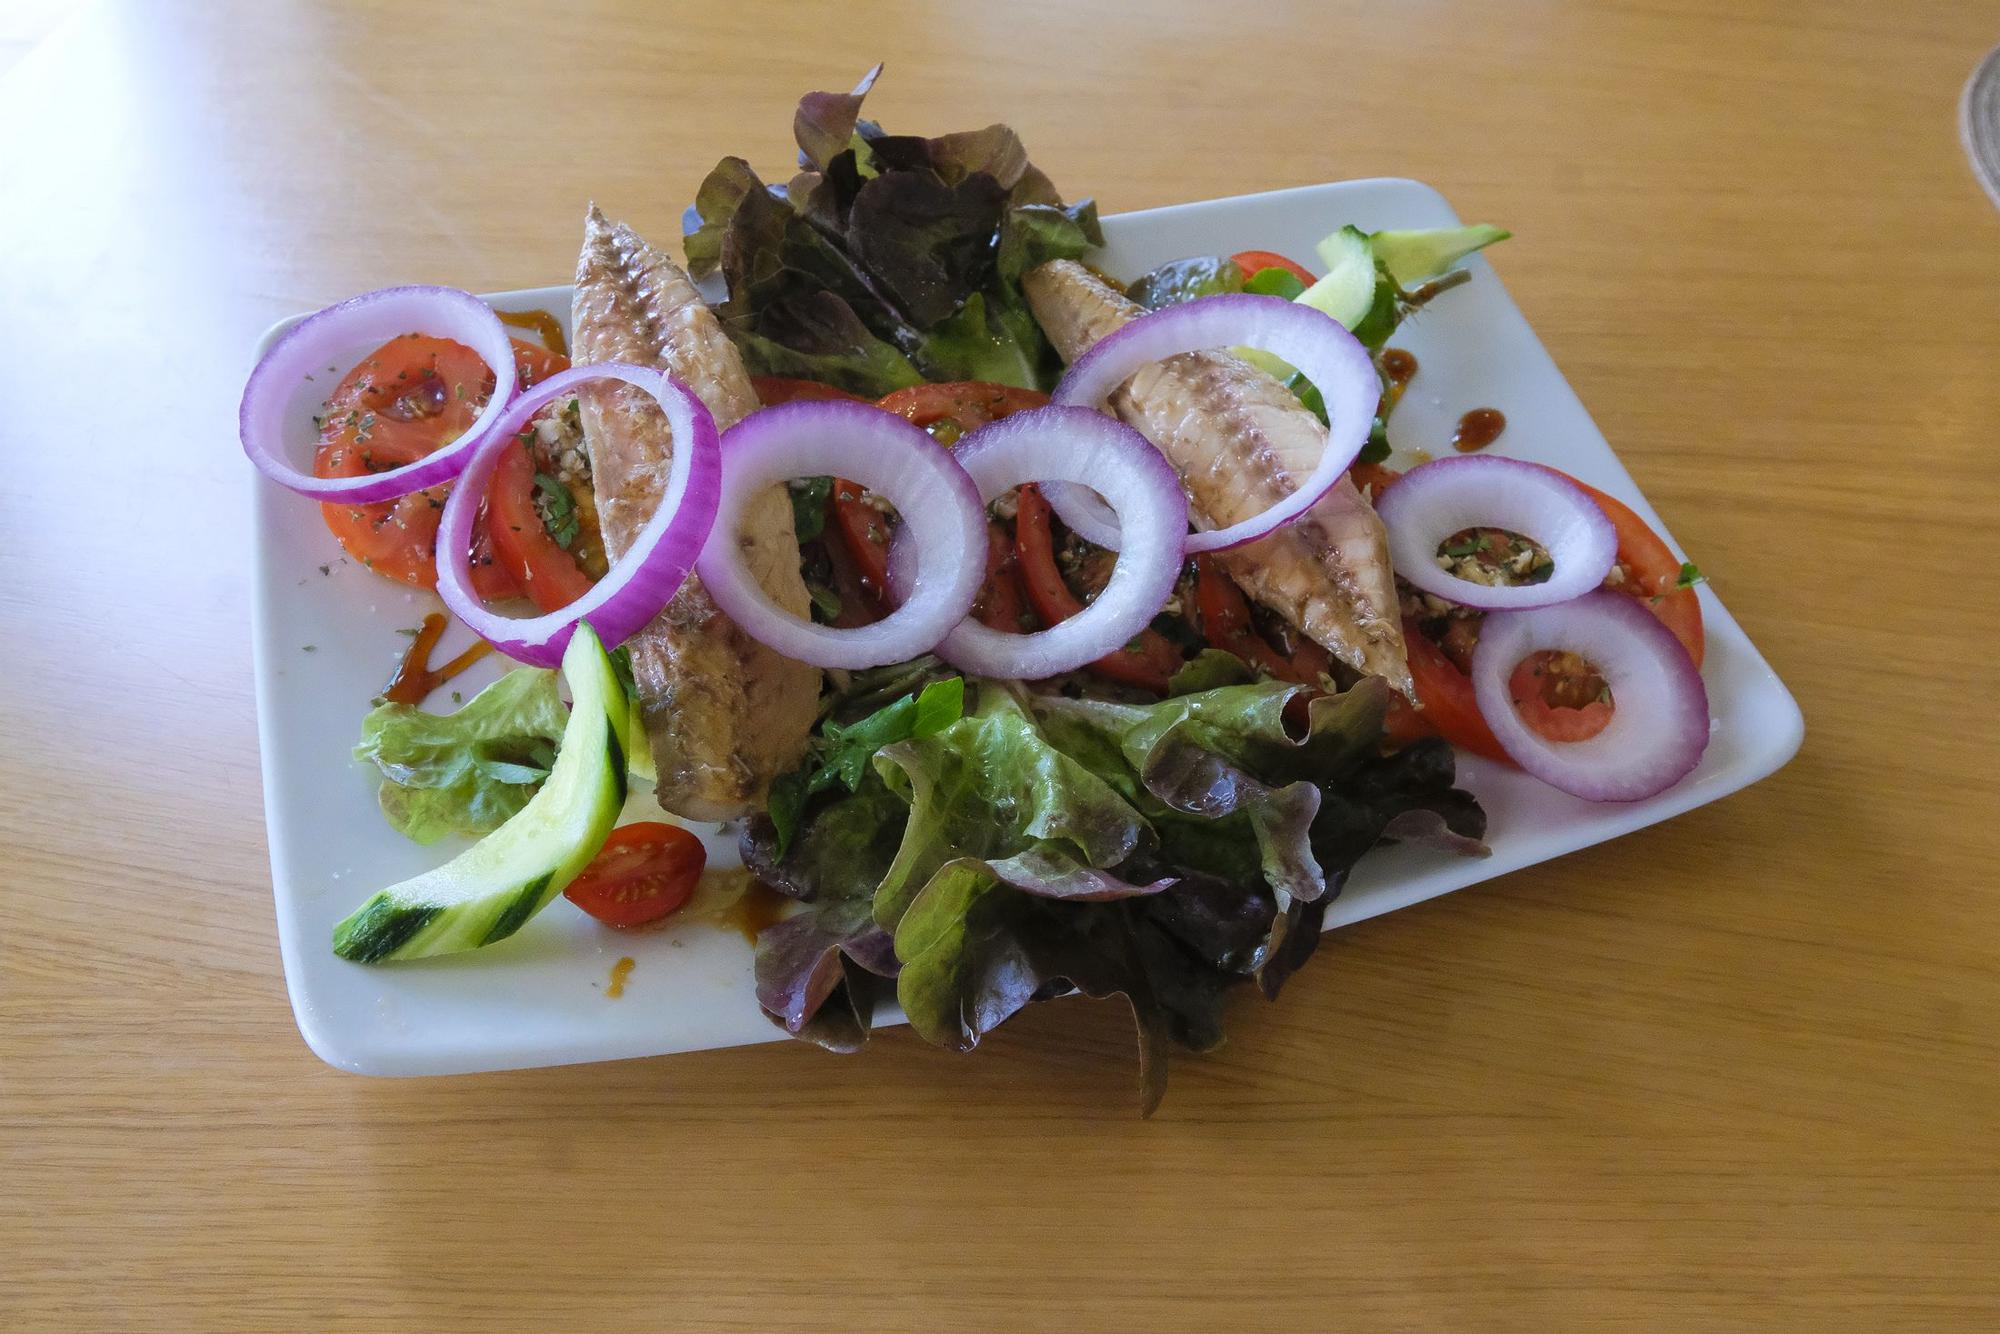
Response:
[[3, 1, 1997, 1328]]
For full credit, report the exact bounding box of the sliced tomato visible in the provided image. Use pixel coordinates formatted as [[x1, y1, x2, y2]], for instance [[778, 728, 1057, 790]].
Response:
[[974, 522, 1029, 632], [1193, 556, 1327, 684], [751, 376, 869, 405], [830, 478, 892, 600], [511, 341, 568, 392], [876, 381, 1050, 443], [805, 529, 883, 628], [1348, 460, 1403, 499], [485, 437, 596, 613], [1560, 475, 1704, 666], [313, 334, 565, 599], [564, 822, 706, 929], [1395, 617, 1510, 762], [1230, 250, 1317, 286], [1014, 484, 1181, 693], [1392, 465, 1704, 759], [814, 383, 1054, 608], [1506, 651, 1614, 742]]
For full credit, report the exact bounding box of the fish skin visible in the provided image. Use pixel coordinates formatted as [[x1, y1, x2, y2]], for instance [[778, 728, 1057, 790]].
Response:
[[1022, 260, 1412, 697], [571, 204, 820, 820]]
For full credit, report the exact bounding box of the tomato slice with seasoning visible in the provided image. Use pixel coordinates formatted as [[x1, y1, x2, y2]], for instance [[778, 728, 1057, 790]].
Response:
[[1505, 652, 1614, 742], [815, 382, 1053, 614], [829, 478, 893, 601], [1230, 250, 1317, 286], [1385, 463, 1705, 757], [564, 822, 707, 929], [1388, 619, 1511, 762], [1560, 475, 1704, 666], [750, 376, 870, 406], [876, 381, 1050, 443], [1193, 555, 1330, 684], [974, 522, 1029, 632], [1347, 460, 1404, 500], [312, 334, 567, 599], [485, 438, 596, 613], [1014, 484, 1182, 693]]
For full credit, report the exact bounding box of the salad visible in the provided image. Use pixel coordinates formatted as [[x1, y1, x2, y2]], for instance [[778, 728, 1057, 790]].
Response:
[[241, 69, 1711, 1111]]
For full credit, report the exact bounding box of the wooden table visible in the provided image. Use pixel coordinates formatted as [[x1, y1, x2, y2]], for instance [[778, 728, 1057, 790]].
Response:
[[5, 1, 1997, 1327]]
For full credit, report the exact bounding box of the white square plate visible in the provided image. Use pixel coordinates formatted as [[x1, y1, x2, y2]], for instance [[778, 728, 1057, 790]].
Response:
[[250, 178, 1803, 1076]]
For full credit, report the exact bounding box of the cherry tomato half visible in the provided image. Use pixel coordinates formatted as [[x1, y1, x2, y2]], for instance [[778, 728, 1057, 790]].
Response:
[[564, 822, 707, 929]]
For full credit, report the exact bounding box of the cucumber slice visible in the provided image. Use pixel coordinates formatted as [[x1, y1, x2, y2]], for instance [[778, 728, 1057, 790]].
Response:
[[604, 644, 657, 784], [1367, 224, 1510, 287], [1299, 225, 1379, 330], [617, 682, 656, 786], [333, 624, 628, 962]]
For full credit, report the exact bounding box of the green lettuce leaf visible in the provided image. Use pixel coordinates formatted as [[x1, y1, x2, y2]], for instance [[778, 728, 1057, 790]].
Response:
[[762, 676, 965, 860], [740, 665, 1485, 1113], [1034, 677, 1389, 906], [870, 684, 1151, 931], [353, 668, 568, 845]]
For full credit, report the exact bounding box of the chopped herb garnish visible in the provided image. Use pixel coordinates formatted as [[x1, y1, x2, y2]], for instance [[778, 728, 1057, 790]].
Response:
[[302, 644, 317, 652], [1676, 561, 1705, 589], [788, 475, 833, 543], [532, 472, 581, 549], [318, 563, 331, 577], [395, 626, 421, 638], [767, 676, 965, 858], [806, 581, 843, 623], [1358, 416, 1392, 465]]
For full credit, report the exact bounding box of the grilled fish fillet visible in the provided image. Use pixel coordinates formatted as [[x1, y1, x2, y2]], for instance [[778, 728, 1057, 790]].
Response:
[[1023, 260, 1412, 697], [572, 205, 820, 820]]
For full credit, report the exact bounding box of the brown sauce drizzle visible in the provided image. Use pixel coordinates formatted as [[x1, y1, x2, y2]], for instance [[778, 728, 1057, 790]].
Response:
[[382, 612, 493, 706], [496, 308, 569, 359], [1452, 407, 1506, 453], [1379, 348, 1418, 414], [718, 879, 793, 944]]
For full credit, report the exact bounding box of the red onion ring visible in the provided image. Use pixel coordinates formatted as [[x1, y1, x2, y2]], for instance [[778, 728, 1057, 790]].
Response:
[[888, 406, 1189, 680], [695, 400, 986, 669], [240, 285, 518, 503], [1045, 293, 1379, 553], [1471, 591, 1710, 801], [1377, 455, 1617, 610], [435, 364, 720, 668]]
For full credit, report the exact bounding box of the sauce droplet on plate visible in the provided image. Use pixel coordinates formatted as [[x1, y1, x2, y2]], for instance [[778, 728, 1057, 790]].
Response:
[[383, 612, 492, 706], [1452, 407, 1506, 453], [606, 956, 635, 998], [719, 879, 792, 944], [496, 307, 569, 360], [1378, 348, 1418, 415]]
